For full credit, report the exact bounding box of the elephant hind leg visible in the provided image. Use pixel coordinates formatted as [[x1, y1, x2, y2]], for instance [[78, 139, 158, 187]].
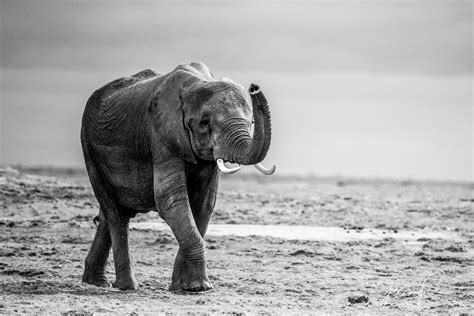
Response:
[[82, 155, 138, 291], [93, 192, 138, 290], [108, 214, 139, 290], [81, 149, 112, 287], [82, 208, 111, 287]]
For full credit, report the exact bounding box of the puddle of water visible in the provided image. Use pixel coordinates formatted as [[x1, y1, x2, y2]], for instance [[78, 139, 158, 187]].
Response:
[[130, 222, 462, 242]]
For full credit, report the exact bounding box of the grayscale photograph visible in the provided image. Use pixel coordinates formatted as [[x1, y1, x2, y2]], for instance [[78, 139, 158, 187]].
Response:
[[0, 0, 472, 313]]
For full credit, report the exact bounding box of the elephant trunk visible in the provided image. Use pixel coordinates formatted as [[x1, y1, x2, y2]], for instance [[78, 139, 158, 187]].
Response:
[[214, 84, 275, 175], [241, 84, 272, 165]]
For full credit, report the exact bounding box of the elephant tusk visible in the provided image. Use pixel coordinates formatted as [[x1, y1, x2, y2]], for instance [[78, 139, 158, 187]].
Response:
[[216, 159, 242, 174], [254, 163, 276, 175]]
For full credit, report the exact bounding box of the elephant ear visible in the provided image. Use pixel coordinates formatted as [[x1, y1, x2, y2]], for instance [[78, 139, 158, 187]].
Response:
[[150, 63, 213, 164], [188, 62, 215, 80]]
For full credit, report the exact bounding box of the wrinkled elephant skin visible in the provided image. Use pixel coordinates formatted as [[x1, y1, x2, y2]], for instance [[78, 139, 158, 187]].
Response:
[[80, 62, 273, 291]]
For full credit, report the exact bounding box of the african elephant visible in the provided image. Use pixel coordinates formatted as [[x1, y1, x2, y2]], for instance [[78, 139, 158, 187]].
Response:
[[80, 62, 275, 291]]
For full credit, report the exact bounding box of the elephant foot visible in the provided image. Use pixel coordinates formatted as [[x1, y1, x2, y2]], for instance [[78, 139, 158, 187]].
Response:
[[112, 273, 139, 291], [82, 269, 111, 288], [169, 270, 213, 292]]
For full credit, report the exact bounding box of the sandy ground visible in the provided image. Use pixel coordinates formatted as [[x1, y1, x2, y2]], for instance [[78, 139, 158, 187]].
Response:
[[0, 166, 473, 313]]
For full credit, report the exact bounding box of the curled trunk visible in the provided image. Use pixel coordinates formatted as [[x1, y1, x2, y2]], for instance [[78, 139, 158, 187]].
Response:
[[214, 84, 272, 166], [241, 84, 272, 165]]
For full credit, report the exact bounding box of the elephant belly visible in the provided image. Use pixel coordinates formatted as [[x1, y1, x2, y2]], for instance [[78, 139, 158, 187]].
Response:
[[96, 148, 156, 212], [113, 172, 156, 212]]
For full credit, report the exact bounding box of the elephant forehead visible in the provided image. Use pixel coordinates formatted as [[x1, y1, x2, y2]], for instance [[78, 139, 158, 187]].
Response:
[[186, 81, 252, 118], [207, 96, 252, 120], [208, 88, 250, 110]]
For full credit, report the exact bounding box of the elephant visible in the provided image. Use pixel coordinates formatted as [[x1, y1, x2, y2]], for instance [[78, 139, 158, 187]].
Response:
[[80, 62, 275, 291]]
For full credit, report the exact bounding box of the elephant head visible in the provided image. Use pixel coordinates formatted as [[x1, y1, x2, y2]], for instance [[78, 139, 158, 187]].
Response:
[[178, 65, 274, 174], [182, 80, 275, 174], [153, 63, 275, 174]]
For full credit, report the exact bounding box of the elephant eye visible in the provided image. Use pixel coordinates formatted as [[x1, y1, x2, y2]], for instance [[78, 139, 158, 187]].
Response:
[[200, 119, 211, 132]]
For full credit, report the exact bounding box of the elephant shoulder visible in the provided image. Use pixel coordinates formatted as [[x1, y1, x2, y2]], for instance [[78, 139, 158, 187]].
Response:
[[155, 63, 215, 98], [189, 62, 215, 79], [171, 62, 215, 82]]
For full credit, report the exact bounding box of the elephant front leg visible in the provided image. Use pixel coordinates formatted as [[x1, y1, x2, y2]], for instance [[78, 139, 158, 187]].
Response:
[[169, 165, 219, 291], [154, 160, 212, 292], [168, 247, 212, 292]]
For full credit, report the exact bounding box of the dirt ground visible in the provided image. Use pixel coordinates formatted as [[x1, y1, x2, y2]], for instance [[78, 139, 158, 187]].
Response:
[[0, 166, 473, 313]]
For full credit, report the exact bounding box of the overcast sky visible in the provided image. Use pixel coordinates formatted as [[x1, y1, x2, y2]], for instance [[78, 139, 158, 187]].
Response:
[[1, 0, 472, 74], [1, 0, 472, 181]]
